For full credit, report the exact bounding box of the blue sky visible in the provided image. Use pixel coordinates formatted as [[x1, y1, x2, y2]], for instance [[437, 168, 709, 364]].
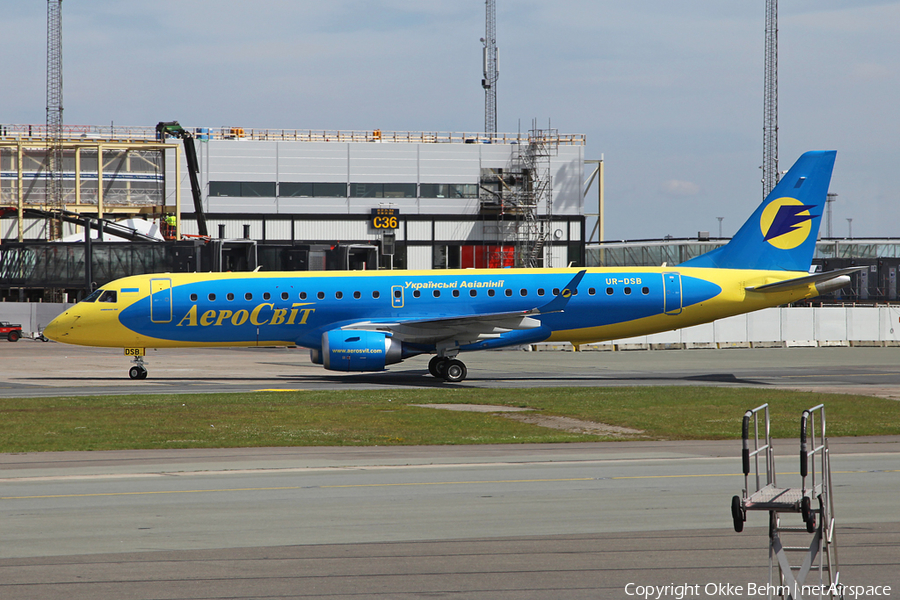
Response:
[[4, 1, 898, 240]]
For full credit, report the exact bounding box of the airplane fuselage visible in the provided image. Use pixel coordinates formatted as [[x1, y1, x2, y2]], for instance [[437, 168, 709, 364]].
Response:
[[46, 266, 815, 351]]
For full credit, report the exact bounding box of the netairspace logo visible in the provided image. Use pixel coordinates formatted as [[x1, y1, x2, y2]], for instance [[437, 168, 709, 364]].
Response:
[[624, 582, 892, 599]]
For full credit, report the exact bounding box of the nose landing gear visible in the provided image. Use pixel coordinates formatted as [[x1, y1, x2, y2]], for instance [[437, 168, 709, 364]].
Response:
[[128, 356, 148, 380]]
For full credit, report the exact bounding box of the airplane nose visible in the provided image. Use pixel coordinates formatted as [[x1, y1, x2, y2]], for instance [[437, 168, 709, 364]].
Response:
[[43, 311, 75, 342]]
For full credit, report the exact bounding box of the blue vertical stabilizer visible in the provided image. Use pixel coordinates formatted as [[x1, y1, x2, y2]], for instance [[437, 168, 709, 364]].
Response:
[[680, 151, 836, 271]]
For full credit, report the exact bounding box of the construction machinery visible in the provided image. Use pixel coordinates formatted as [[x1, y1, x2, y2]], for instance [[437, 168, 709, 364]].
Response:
[[155, 121, 209, 237]]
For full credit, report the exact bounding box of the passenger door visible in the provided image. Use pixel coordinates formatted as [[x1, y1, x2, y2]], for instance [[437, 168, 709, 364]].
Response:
[[150, 278, 173, 323]]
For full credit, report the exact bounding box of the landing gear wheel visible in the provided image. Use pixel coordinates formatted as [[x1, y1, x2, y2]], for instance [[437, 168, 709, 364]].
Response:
[[428, 356, 449, 378], [128, 365, 148, 380], [443, 359, 467, 383], [731, 495, 744, 533]]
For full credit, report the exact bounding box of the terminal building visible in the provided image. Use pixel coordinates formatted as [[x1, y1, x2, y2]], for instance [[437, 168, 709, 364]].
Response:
[[2, 123, 899, 305], [1, 124, 586, 300]]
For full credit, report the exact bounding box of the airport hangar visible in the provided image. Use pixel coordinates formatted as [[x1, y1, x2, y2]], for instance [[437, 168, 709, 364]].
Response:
[[1, 124, 588, 302]]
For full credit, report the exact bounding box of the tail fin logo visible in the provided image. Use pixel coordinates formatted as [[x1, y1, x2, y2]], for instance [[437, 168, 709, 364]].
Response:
[[759, 197, 818, 250]]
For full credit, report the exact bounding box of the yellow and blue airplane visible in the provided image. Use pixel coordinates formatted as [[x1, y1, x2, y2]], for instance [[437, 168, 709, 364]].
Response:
[[44, 151, 856, 382]]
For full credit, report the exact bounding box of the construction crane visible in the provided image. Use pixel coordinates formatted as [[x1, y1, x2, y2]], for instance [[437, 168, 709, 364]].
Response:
[[762, 0, 778, 198], [156, 121, 209, 237], [481, 0, 498, 135]]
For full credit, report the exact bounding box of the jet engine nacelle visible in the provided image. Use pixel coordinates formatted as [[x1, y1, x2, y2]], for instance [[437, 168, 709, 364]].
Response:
[[316, 329, 403, 372]]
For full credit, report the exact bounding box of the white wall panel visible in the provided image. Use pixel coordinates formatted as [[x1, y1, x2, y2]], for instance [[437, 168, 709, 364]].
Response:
[[680, 321, 715, 343], [815, 307, 847, 341], [293, 220, 370, 240], [349, 144, 418, 182], [880, 307, 900, 342], [207, 196, 277, 214], [747, 309, 782, 341], [713, 314, 749, 342], [435, 221, 480, 241], [206, 141, 278, 180], [407, 245, 432, 270], [569, 220, 581, 241], [418, 145, 485, 182], [847, 308, 880, 341], [406, 221, 431, 241], [278, 142, 348, 180], [264, 220, 292, 240], [277, 197, 349, 215], [546, 245, 568, 269], [781, 306, 815, 342]]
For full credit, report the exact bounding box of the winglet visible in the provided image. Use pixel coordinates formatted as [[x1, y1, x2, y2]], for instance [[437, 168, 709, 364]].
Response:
[[535, 270, 587, 314]]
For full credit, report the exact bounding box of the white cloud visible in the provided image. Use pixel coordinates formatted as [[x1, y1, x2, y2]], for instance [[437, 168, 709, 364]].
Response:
[[661, 180, 701, 197]]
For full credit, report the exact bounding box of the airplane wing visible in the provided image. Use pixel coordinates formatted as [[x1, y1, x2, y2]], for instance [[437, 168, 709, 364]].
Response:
[[745, 267, 863, 294], [341, 270, 586, 345]]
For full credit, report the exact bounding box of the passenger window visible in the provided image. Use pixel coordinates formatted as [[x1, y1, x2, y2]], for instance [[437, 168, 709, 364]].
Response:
[[505, 289, 512, 297], [300, 292, 307, 300], [335, 291, 343, 299], [537, 288, 545, 296], [642, 287, 650, 295], [520, 289, 527, 296], [227, 293, 235, 301], [469, 289, 477, 297], [488, 289, 495, 297], [209, 293, 217, 301], [413, 290, 421, 298], [263, 292, 271, 300], [606, 288, 614, 295], [624, 287, 632, 295], [588, 288, 596, 296], [553, 288, 560, 296], [317, 292, 325, 300], [281, 292, 289, 300], [245, 292, 253, 301], [373, 290, 381, 299], [190, 293, 198, 302], [353, 291, 361, 299], [393, 290, 401, 298], [433, 290, 440, 298], [452, 289, 460, 297]]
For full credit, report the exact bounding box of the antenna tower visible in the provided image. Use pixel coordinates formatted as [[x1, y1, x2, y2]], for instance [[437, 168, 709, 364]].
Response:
[[46, 0, 64, 238], [481, 0, 498, 135], [762, 0, 778, 198]]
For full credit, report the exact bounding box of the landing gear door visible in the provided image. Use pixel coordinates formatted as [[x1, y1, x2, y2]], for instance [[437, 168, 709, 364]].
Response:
[[663, 272, 682, 315], [150, 278, 173, 323]]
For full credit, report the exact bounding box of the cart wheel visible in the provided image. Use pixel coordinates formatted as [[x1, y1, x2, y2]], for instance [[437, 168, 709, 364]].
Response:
[[731, 495, 744, 533], [801, 496, 811, 523]]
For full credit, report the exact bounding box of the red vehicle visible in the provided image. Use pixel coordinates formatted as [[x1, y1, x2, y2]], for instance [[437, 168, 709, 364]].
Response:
[[1, 321, 23, 342]]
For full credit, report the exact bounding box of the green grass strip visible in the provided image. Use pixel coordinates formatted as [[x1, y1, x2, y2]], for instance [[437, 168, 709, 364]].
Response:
[[2, 386, 898, 452]]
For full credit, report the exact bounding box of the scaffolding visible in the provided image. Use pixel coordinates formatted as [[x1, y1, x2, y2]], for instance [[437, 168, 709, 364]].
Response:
[[731, 404, 840, 599], [479, 125, 558, 267]]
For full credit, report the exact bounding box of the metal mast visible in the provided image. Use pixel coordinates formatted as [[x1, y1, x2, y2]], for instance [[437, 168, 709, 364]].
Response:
[[762, 0, 778, 198], [481, 0, 498, 135], [46, 0, 64, 239]]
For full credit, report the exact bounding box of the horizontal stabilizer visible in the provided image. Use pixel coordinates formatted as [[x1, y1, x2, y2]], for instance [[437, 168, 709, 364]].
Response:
[[745, 267, 863, 293]]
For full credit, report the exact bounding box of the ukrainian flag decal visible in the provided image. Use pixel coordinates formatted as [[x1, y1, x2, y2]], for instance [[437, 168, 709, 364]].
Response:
[[759, 197, 818, 250]]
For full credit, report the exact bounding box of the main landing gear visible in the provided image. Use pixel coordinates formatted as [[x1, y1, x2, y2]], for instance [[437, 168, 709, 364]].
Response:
[[128, 356, 148, 380], [428, 355, 468, 383]]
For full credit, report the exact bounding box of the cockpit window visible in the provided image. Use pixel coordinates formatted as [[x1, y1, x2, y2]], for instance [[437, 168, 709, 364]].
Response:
[[99, 290, 118, 303], [82, 289, 104, 303]]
